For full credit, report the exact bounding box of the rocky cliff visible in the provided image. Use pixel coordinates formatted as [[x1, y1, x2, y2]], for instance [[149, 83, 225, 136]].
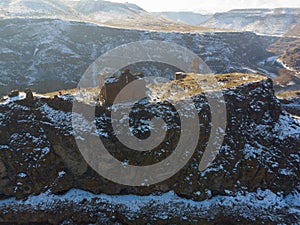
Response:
[[0, 73, 299, 224], [200, 8, 300, 36]]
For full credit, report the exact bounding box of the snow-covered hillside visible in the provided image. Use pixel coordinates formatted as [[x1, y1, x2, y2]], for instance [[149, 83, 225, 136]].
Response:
[[0, 0, 144, 18], [0, 189, 299, 224], [153, 11, 213, 26], [201, 8, 300, 36], [0, 0, 79, 19], [0, 18, 278, 96], [0, 0, 202, 31], [69, 0, 145, 14]]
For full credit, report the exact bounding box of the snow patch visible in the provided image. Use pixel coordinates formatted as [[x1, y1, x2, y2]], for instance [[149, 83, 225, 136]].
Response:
[[0, 92, 26, 105], [274, 113, 300, 140], [0, 188, 298, 223]]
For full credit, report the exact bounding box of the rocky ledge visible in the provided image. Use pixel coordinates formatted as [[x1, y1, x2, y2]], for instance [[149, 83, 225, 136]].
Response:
[[0, 73, 299, 224], [277, 90, 300, 116]]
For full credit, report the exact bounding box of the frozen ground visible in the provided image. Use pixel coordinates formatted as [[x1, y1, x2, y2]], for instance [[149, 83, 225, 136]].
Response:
[[0, 188, 299, 224]]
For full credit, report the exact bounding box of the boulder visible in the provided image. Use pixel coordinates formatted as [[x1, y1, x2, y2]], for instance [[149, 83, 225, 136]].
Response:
[[8, 90, 19, 98]]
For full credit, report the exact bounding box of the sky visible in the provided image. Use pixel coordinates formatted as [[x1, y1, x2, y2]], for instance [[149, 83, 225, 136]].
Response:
[[110, 0, 300, 12]]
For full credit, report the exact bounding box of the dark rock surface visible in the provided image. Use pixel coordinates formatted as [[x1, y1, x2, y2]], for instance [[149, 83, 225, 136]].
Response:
[[0, 74, 299, 224]]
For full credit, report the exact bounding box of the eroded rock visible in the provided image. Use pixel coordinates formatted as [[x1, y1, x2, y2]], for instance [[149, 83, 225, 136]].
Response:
[[0, 73, 299, 224]]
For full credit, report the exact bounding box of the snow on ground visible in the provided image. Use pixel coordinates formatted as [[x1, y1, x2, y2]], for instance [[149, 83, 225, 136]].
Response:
[[0, 188, 298, 223], [276, 59, 300, 77], [38, 103, 95, 135], [291, 115, 300, 122], [0, 92, 50, 106], [274, 113, 300, 140], [258, 67, 277, 78], [0, 92, 26, 105]]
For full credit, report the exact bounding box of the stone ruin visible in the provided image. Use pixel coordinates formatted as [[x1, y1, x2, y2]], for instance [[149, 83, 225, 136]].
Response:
[[7, 89, 34, 100], [100, 69, 144, 105], [99, 70, 193, 105]]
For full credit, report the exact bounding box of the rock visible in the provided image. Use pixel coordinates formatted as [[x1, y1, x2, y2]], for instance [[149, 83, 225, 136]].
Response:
[[8, 90, 19, 98], [51, 136, 88, 176], [174, 72, 187, 80], [0, 161, 7, 178], [24, 88, 34, 100], [0, 73, 299, 224], [100, 69, 144, 105]]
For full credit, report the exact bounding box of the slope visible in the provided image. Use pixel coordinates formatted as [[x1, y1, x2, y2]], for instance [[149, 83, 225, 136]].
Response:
[[201, 8, 300, 36]]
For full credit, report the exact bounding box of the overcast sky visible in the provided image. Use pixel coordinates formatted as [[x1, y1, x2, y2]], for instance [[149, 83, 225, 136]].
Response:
[[110, 0, 300, 12]]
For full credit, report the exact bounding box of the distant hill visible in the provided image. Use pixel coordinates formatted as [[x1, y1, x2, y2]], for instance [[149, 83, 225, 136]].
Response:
[[268, 22, 300, 75], [200, 8, 300, 36], [153, 11, 212, 26], [0, 0, 79, 19], [0, 0, 212, 31], [68, 0, 145, 14]]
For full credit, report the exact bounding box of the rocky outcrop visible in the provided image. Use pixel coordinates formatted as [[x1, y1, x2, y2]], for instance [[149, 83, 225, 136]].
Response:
[[0, 73, 299, 224], [277, 90, 300, 116]]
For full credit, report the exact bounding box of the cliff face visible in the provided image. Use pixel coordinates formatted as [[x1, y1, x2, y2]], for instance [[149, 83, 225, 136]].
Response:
[[277, 91, 300, 116], [201, 8, 300, 36], [0, 74, 299, 224]]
